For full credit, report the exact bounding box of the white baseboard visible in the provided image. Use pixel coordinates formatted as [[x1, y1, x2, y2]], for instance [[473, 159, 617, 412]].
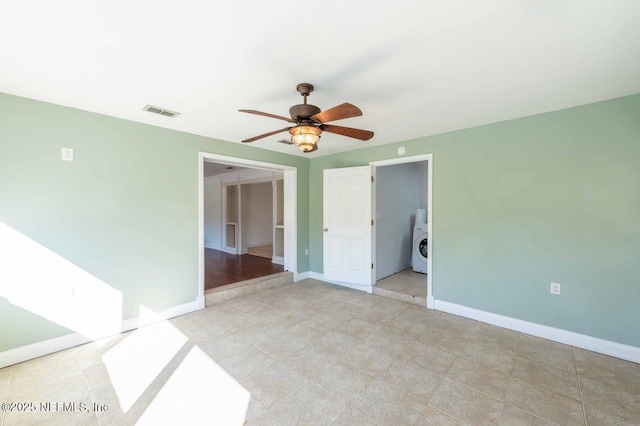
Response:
[[204, 244, 220, 250], [299, 272, 640, 363], [221, 247, 237, 255], [120, 298, 202, 331], [308, 272, 373, 294], [427, 296, 435, 309], [248, 241, 273, 249], [294, 271, 310, 281], [272, 256, 284, 266], [0, 298, 203, 369], [434, 299, 640, 364], [196, 295, 205, 310], [0, 333, 92, 370]]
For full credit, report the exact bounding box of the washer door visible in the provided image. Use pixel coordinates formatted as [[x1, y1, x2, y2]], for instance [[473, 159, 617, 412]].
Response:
[[418, 237, 428, 260]]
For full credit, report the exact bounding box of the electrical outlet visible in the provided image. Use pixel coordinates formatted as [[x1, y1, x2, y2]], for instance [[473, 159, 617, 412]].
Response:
[[550, 282, 561, 295], [61, 147, 74, 161], [305, 248, 309, 256]]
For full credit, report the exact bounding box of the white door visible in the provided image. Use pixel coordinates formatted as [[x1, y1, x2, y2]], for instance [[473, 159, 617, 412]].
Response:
[[323, 166, 372, 286]]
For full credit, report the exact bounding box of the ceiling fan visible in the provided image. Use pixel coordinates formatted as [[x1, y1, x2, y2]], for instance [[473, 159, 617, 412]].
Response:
[[239, 83, 374, 153]]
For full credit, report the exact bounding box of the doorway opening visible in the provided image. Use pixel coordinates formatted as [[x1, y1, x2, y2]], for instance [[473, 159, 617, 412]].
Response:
[[371, 154, 433, 308], [198, 153, 297, 300]]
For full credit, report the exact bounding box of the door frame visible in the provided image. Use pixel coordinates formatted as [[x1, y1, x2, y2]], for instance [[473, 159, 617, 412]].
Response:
[[370, 153, 434, 308], [198, 152, 297, 306]]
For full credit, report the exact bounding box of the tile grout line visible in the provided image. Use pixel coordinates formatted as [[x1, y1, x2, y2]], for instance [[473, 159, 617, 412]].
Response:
[[510, 337, 584, 424], [79, 358, 102, 426], [573, 346, 588, 426], [443, 357, 508, 404], [440, 354, 483, 425]]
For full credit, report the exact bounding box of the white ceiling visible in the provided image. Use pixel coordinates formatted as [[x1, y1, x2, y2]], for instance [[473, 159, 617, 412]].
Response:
[[2, 1, 639, 157]]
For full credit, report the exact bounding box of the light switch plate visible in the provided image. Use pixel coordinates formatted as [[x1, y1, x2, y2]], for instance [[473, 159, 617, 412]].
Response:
[[61, 147, 74, 161]]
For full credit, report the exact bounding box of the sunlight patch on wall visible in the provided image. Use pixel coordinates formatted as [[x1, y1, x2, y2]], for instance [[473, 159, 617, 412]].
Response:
[[137, 346, 250, 425], [0, 222, 122, 340], [102, 306, 188, 413]]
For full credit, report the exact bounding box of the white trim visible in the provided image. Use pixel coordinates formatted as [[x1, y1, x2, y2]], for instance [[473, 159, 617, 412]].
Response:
[[309, 272, 323, 280], [426, 154, 433, 307], [120, 299, 201, 331], [201, 154, 293, 173], [434, 299, 640, 364], [238, 184, 244, 254], [308, 272, 373, 294], [283, 169, 297, 275], [370, 166, 377, 286], [220, 246, 237, 255], [217, 169, 282, 184], [198, 154, 206, 301], [0, 299, 202, 368], [294, 271, 310, 281], [271, 255, 284, 265], [370, 153, 434, 308], [370, 153, 432, 167], [0, 333, 92, 369], [427, 296, 435, 309]]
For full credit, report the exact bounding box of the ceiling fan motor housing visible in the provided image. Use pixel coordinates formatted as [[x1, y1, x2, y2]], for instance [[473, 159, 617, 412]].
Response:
[[289, 104, 321, 121]]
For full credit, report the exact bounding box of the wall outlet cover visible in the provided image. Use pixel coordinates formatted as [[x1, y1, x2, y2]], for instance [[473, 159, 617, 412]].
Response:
[[550, 282, 561, 295]]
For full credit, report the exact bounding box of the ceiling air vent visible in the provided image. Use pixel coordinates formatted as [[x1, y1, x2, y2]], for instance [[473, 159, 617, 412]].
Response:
[[143, 105, 180, 118]]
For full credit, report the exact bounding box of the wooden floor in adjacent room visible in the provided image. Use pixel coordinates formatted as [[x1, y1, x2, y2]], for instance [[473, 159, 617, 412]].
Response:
[[205, 248, 284, 290]]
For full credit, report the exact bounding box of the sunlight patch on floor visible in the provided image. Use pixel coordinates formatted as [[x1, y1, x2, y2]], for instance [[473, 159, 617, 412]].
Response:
[[102, 307, 187, 413], [138, 346, 250, 425]]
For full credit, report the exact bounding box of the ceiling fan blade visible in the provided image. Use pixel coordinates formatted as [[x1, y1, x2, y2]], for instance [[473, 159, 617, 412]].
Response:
[[239, 109, 296, 123], [311, 103, 362, 123], [320, 124, 374, 141], [242, 127, 291, 143]]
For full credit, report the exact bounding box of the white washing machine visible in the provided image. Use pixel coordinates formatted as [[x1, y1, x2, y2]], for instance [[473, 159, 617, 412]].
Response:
[[412, 222, 428, 274]]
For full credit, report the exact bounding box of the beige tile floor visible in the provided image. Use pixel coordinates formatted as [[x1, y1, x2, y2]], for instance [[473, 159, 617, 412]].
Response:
[[376, 268, 427, 299], [2, 279, 640, 425]]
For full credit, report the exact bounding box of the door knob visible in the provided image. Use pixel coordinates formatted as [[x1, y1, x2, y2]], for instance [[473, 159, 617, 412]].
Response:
[[323, 228, 328, 232]]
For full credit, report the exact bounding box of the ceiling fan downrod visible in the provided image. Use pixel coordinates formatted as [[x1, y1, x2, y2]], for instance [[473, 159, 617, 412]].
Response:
[[296, 83, 314, 105]]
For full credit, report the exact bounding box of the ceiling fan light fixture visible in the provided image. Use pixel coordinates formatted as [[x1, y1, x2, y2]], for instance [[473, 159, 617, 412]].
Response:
[[239, 83, 373, 151], [289, 125, 321, 152]]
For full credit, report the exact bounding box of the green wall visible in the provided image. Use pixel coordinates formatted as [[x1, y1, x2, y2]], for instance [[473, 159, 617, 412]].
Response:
[[309, 94, 640, 347], [2, 90, 639, 353], [0, 92, 309, 351]]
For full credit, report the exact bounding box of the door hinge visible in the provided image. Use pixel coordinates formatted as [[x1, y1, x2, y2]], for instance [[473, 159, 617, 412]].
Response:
[[371, 263, 374, 269], [371, 219, 374, 226], [371, 175, 374, 182]]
